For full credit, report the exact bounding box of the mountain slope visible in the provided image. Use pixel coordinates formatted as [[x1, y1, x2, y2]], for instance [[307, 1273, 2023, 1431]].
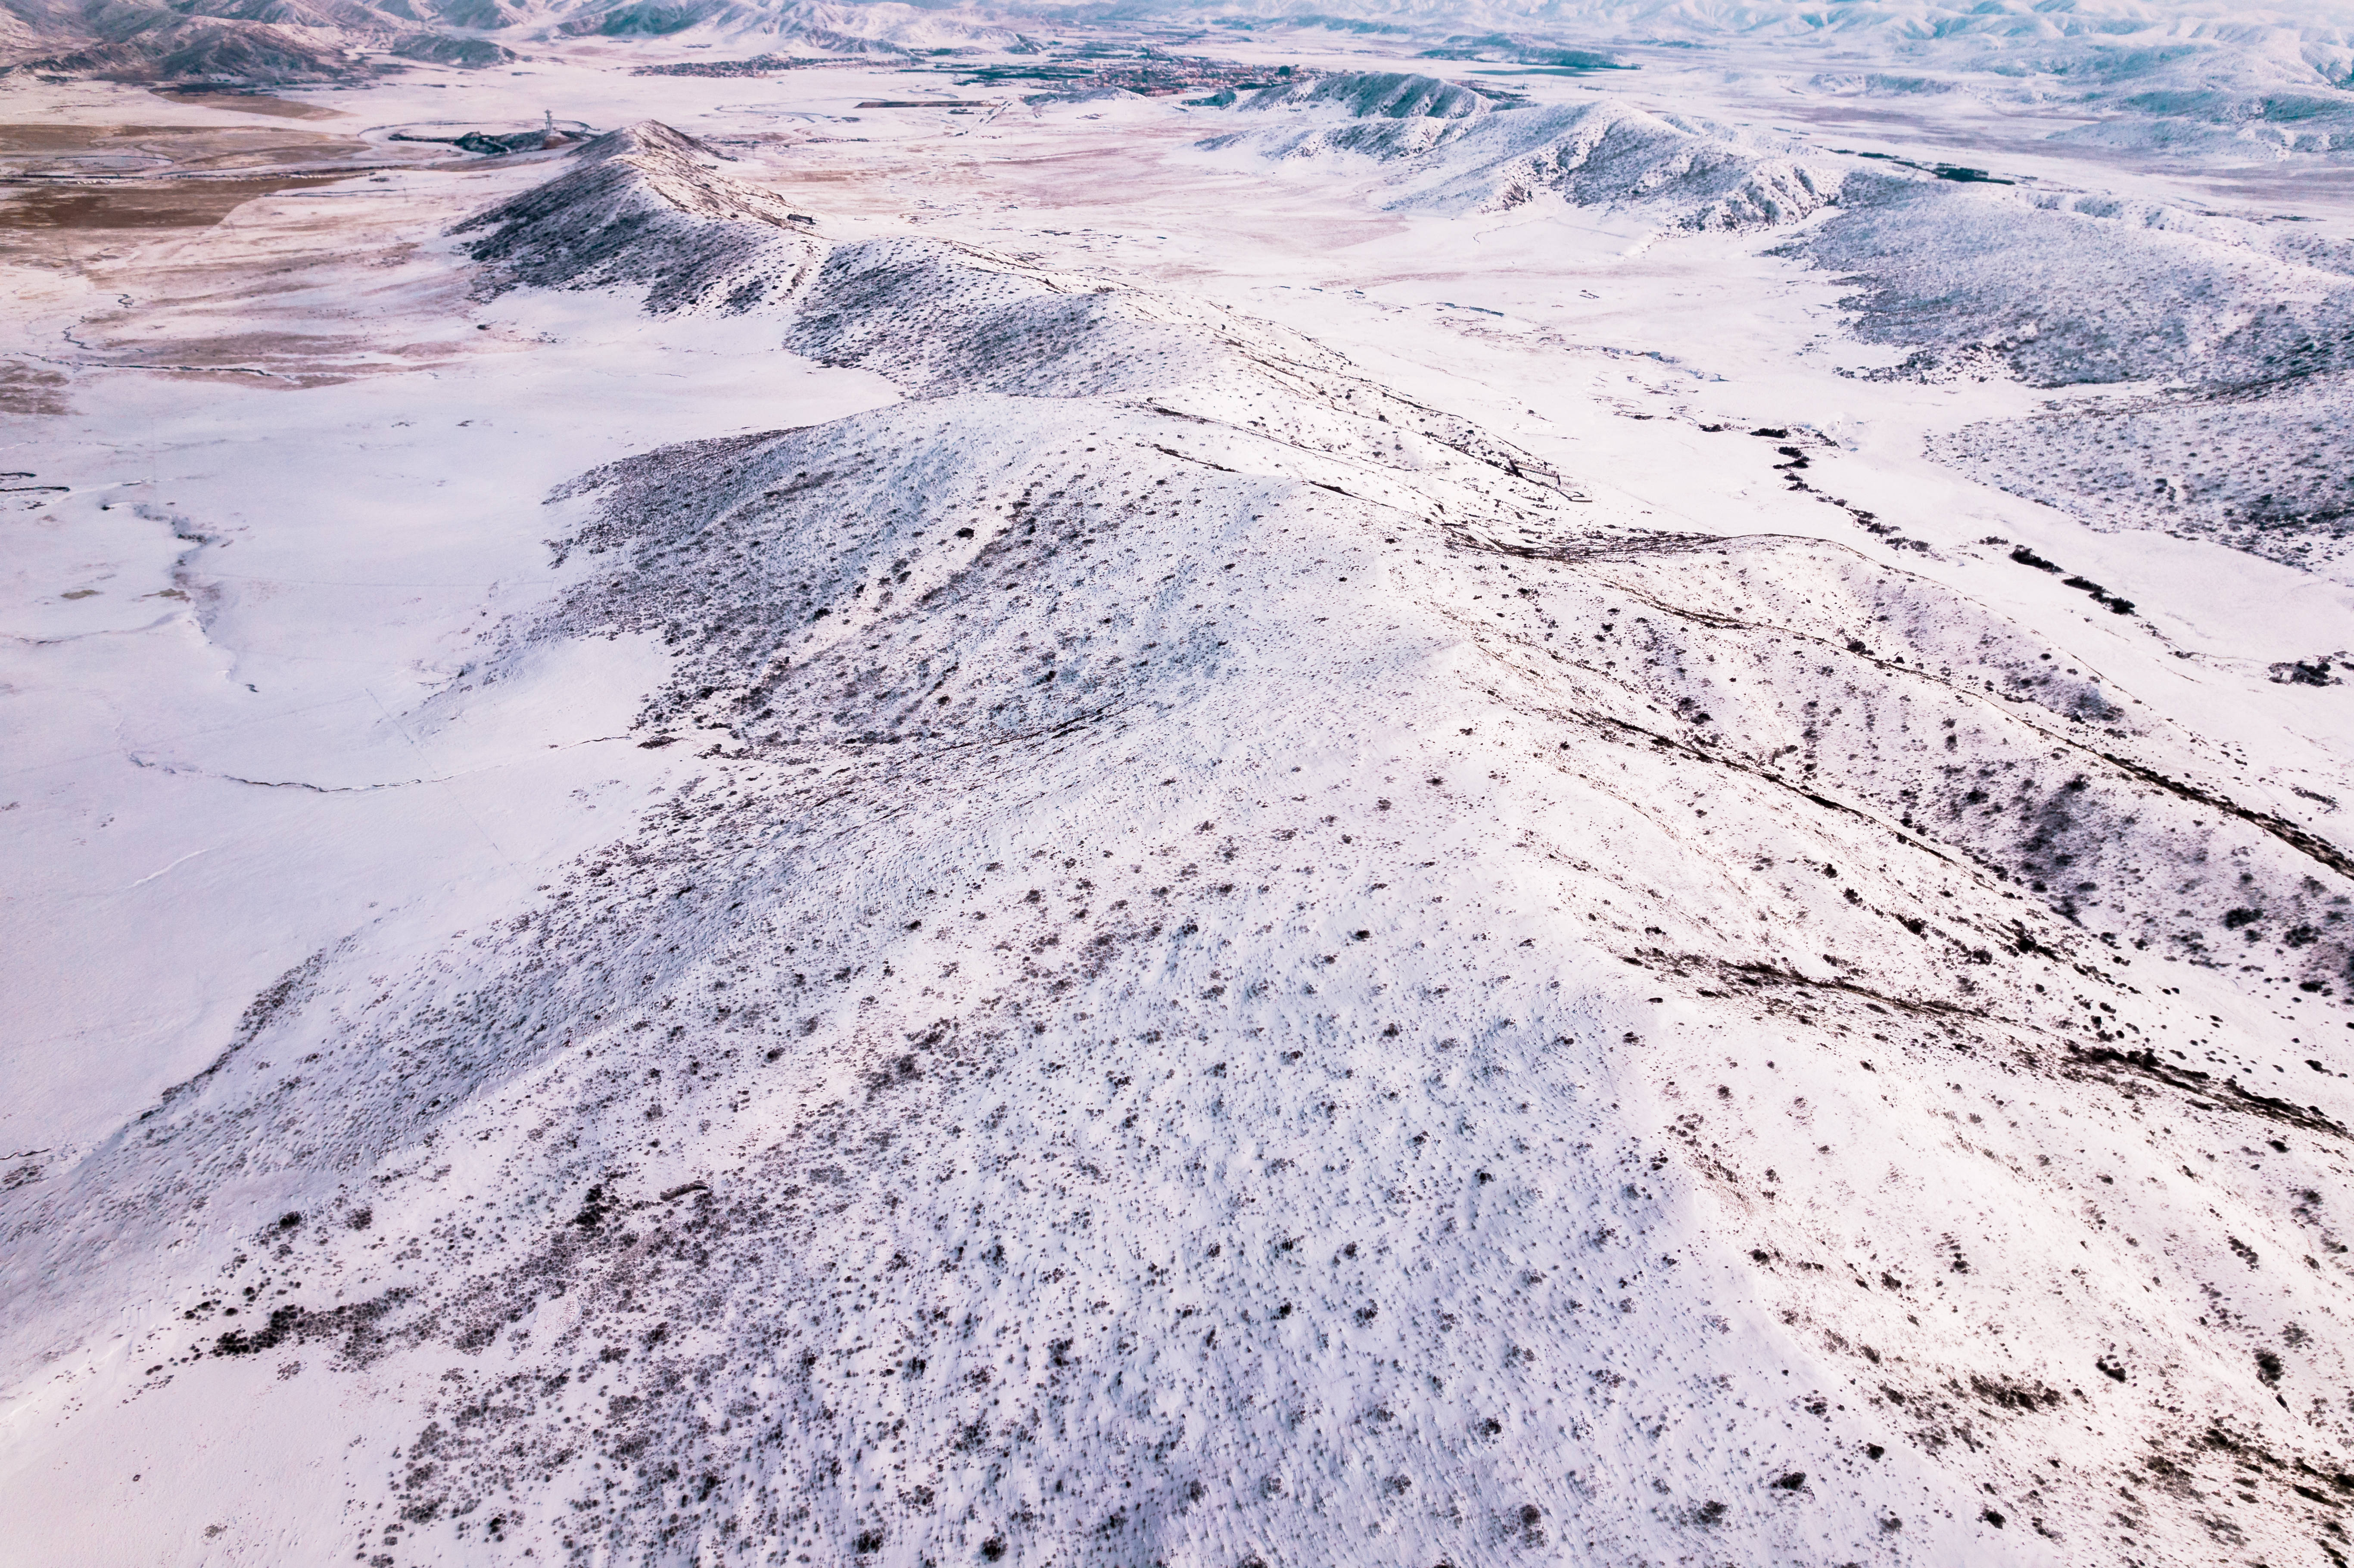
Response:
[[0, 12, 371, 82], [1203, 72, 1844, 229], [0, 0, 1003, 80], [4, 139, 2350, 1568], [454, 121, 828, 314], [1202, 70, 2354, 583]]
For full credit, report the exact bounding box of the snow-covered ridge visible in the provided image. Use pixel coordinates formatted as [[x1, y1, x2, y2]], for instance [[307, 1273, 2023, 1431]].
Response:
[[1204, 72, 1842, 228], [0, 12, 371, 84], [1199, 68, 2354, 579], [8, 134, 2351, 1567], [452, 121, 828, 314], [1789, 173, 2354, 576], [1234, 68, 1495, 120], [0, 0, 1012, 74]]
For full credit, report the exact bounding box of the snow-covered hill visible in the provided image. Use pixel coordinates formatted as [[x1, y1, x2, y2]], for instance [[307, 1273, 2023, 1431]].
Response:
[[1205, 75, 1842, 227], [456, 121, 828, 313], [1190, 67, 2354, 591], [6, 113, 2350, 1568]]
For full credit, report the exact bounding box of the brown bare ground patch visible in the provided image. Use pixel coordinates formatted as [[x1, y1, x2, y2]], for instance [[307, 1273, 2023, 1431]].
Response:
[[0, 126, 376, 185], [147, 90, 349, 121], [174, 140, 374, 172], [0, 124, 357, 157], [0, 174, 357, 230], [0, 124, 215, 153], [58, 320, 471, 387], [79, 329, 457, 386], [0, 362, 70, 414]]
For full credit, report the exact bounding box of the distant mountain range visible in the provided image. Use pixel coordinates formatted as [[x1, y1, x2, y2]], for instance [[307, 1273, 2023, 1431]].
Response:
[[0, 0, 1012, 84], [10, 0, 2354, 92]]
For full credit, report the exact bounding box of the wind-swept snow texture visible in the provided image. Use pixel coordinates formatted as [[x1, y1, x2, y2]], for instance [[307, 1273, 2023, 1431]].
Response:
[[9, 140, 2352, 1568]]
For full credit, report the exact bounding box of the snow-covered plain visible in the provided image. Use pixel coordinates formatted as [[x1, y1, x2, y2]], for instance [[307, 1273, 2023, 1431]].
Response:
[[4, 10, 2354, 1567]]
